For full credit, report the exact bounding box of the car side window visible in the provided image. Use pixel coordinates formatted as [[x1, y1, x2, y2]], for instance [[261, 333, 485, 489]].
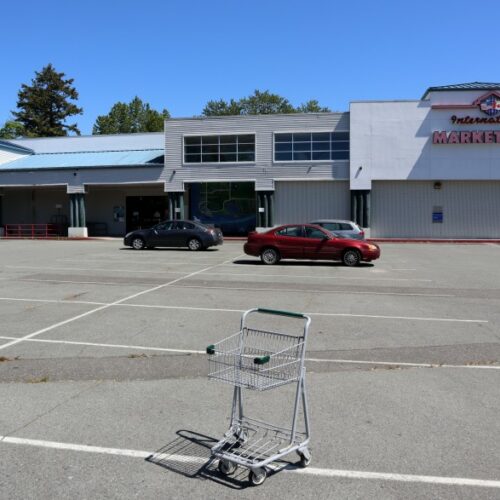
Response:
[[322, 222, 340, 231], [305, 226, 327, 239], [339, 223, 353, 230], [156, 222, 174, 231], [182, 222, 195, 230], [276, 226, 302, 237]]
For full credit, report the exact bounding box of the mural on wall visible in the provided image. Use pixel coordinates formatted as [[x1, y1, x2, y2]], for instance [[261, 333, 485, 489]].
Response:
[[190, 182, 256, 235]]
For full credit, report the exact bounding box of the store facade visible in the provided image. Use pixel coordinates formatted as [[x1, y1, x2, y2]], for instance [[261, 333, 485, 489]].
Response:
[[0, 82, 499, 238]]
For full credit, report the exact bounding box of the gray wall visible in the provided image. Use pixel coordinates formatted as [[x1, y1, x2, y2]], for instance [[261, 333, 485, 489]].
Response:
[[164, 113, 350, 192], [371, 180, 500, 238], [274, 181, 350, 225]]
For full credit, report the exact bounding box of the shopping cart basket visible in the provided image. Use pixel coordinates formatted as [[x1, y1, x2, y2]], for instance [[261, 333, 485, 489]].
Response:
[[206, 307, 311, 485]]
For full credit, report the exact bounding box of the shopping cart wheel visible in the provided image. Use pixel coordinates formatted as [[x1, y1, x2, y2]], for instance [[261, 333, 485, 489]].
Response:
[[298, 448, 312, 467], [249, 467, 267, 486], [218, 459, 237, 476]]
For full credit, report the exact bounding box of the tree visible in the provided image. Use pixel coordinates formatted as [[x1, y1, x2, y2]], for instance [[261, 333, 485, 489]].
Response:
[[92, 97, 170, 134], [296, 100, 331, 113], [0, 120, 25, 139], [12, 64, 82, 137], [201, 90, 330, 116], [202, 98, 243, 117]]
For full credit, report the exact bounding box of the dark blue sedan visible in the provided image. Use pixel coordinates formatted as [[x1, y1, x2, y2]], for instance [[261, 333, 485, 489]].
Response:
[[124, 220, 223, 250]]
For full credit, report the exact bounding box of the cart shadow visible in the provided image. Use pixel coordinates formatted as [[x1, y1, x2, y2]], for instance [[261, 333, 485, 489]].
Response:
[[145, 429, 285, 489]]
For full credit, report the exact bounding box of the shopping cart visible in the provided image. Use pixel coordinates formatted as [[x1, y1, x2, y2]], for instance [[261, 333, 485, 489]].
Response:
[[206, 307, 311, 486]]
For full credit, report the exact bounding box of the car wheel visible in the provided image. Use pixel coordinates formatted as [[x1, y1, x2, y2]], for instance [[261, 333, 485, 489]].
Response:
[[342, 249, 361, 266], [260, 248, 280, 265], [187, 238, 203, 251], [132, 237, 145, 250]]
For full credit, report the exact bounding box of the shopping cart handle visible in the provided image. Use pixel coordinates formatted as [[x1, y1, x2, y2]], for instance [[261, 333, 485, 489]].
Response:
[[254, 355, 270, 365], [206, 345, 215, 355], [257, 307, 305, 319]]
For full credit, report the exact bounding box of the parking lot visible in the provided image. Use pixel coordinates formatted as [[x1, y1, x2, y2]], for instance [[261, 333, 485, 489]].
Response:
[[0, 239, 499, 499]]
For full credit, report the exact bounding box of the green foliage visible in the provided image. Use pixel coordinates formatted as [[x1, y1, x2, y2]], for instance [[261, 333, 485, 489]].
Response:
[[296, 100, 331, 113], [202, 98, 243, 117], [202, 90, 331, 116], [12, 64, 82, 137], [0, 120, 25, 139], [93, 97, 170, 134]]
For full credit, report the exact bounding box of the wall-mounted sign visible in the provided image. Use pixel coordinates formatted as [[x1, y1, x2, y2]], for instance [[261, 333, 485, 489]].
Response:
[[432, 206, 443, 223], [433, 130, 500, 144], [432, 91, 500, 124]]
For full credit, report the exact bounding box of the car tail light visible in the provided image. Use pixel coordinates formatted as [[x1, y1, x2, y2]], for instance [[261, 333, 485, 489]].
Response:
[[359, 230, 365, 238]]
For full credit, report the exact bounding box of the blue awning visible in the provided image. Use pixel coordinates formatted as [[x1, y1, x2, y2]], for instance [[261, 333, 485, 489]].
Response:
[[0, 149, 164, 170]]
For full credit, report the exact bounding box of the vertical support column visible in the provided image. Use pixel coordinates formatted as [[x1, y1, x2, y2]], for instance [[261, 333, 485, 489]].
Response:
[[350, 190, 371, 228], [68, 192, 88, 237], [178, 192, 185, 220], [267, 191, 274, 227], [263, 193, 269, 228], [168, 195, 173, 220], [363, 191, 370, 228], [78, 193, 86, 228]]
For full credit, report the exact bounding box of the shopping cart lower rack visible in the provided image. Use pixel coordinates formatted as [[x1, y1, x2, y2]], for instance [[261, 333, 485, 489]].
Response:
[[206, 308, 311, 486]]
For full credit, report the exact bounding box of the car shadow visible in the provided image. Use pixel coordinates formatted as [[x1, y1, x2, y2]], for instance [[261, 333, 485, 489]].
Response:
[[120, 248, 219, 252], [232, 259, 374, 268]]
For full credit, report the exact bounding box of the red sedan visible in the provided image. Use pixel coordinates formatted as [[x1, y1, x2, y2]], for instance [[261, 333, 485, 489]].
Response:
[[243, 224, 380, 266]]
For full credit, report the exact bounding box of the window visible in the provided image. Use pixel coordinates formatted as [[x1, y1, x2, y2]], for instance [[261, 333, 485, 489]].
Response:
[[184, 134, 255, 163], [274, 132, 349, 161], [156, 222, 174, 230], [276, 226, 303, 237], [305, 226, 326, 239]]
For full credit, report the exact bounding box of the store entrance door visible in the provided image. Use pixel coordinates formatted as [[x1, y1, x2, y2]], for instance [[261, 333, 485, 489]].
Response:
[[126, 196, 168, 232]]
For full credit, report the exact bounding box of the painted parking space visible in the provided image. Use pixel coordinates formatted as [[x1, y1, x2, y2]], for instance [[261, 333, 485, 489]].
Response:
[[0, 240, 499, 498]]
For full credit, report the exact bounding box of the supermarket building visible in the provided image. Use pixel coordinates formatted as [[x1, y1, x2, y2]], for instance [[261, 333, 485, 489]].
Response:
[[1, 82, 500, 238]]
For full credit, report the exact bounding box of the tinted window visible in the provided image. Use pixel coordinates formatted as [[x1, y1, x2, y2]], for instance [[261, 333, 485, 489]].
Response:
[[320, 222, 340, 231], [305, 227, 326, 238], [276, 226, 302, 237], [274, 132, 349, 162], [184, 135, 256, 163], [339, 223, 353, 230], [156, 221, 174, 230]]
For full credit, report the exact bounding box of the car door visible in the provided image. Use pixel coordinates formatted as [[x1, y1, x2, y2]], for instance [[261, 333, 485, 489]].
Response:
[[273, 225, 304, 258], [148, 221, 175, 246], [302, 225, 334, 259], [175, 221, 198, 247]]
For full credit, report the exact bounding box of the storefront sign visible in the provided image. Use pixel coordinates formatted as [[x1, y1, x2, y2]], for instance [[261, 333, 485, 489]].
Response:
[[433, 130, 500, 144]]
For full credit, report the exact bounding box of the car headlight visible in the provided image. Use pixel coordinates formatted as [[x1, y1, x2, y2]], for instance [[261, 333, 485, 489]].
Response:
[[367, 244, 378, 251]]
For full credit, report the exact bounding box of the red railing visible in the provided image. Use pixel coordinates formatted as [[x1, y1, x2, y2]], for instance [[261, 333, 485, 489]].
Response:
[[3, 224, 64, 239]]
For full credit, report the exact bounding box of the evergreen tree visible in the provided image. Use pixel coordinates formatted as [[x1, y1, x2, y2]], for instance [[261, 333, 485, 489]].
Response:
[[296, 99, 331, 113], [92, 97, 170, 134], [13, 64, 82, 136], [202, 90, 330, 116], [0, 120, 25, 139]]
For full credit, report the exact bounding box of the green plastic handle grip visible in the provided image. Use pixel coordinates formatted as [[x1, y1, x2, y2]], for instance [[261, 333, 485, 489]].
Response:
[[206, 345, 215, 355], [257, 307, 305, 319], [253, 355, 270, 365]]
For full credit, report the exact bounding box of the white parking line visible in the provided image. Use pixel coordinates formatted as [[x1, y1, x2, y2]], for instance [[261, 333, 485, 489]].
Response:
[[0, 297, 488, 323], [0, 256, 244, 352], [1, 436, 499, 489], [0, 335, 498, 370]]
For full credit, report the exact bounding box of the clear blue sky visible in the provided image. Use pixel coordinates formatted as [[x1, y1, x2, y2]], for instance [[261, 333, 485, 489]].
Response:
[[1, 0, 497, 135]]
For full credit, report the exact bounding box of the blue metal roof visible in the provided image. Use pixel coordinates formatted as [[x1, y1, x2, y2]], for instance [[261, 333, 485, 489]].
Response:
[[422, 82, 500, 99], [0, 149, 164, 171]]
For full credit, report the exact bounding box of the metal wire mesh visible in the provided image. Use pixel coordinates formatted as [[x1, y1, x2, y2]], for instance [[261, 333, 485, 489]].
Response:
[[211, 416, 306, 467], [208, 327, 305, 390]]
